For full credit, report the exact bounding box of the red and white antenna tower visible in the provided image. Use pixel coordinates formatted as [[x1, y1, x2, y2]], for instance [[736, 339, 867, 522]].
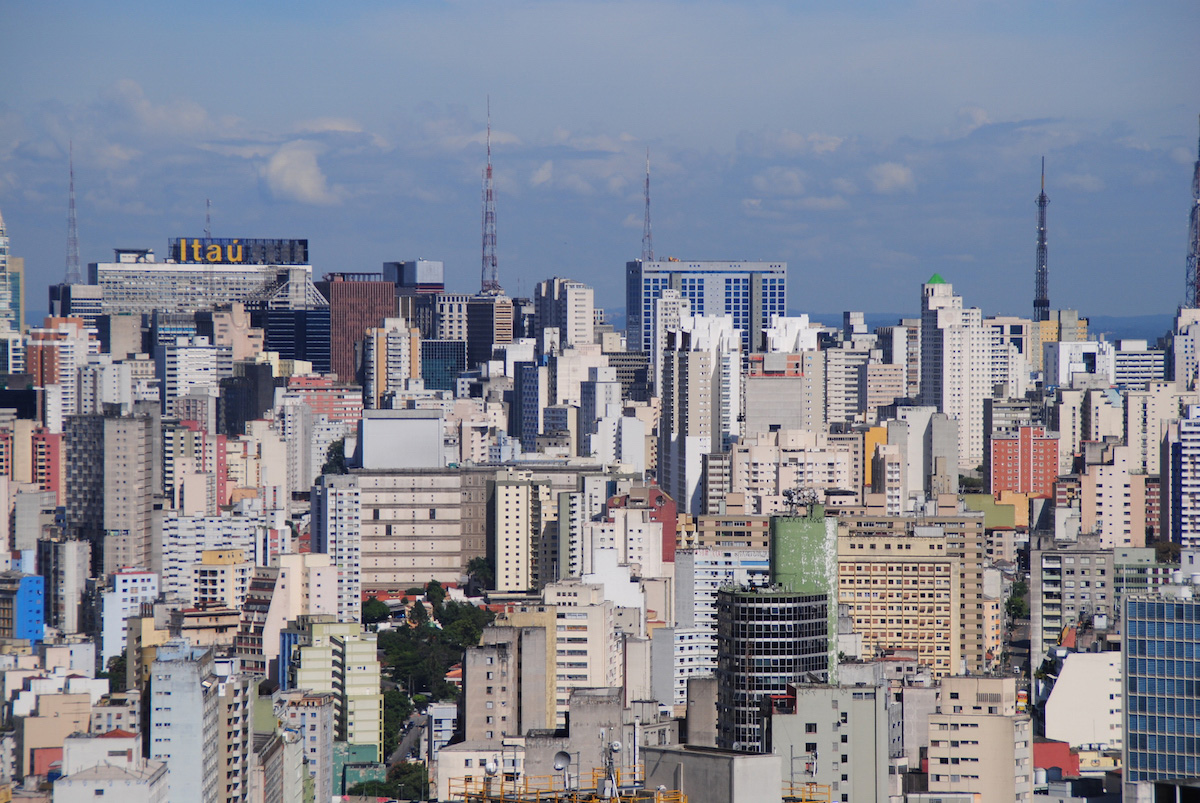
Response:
[[66, 141, 82, 284], [642, 149, 655, 263], [480, 98, 501, 295], [1186, 115, 1200, 308]]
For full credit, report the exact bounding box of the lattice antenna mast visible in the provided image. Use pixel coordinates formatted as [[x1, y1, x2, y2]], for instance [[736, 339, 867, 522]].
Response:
[[480, 98, 501, 295], [66, 141, 82, 285], [1033, 157, 1050, 322], [641, 149, 655, 263], [1187, 116, 1200, 309], [204, 199, 212, 239]]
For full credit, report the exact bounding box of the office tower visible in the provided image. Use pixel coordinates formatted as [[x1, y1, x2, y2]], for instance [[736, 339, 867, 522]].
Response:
[[66, 406, 159, 577], [314, 273, 396, 383], [744, 353, 825, 439], [919, 275, 989, 469], [926, 676, 1033, 803], [148, 639, 221, 803], [626, 260, 786, 354], [1114, 339, 1167, 388], [1165, 405, 1200, 548], [362, 318, 420, 408], [249, 266, 331, 374], [649, 289, 691, 394], [91, 239, 309, 316], [876, 317, 921, 397], [1123, 585, 1200, 795], [535, 277, 595, 348], [512, 360, 550, 450], [384, 259, 445, 295], [769, 507, 839, 673], [281, 616, 383, 760], [659, 315, 742, 514], [988, 425, 1059, 497], [419, 340, 467, 391], [715, 587, 831, 752], [465, 294, 514, 366], [310, 474, 363, 624]]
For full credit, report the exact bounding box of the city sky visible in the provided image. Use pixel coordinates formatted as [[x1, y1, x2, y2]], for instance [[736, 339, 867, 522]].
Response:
[[1, 0, 1197, 321]]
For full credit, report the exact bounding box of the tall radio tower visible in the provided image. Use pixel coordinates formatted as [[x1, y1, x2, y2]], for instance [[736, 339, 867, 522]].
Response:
[[480, 99, 501, 295], [641, 149, 655, 263], [1033, 157, 1050, 322], [66, 141, 82, 285], [1186, 116, 1200, 309]]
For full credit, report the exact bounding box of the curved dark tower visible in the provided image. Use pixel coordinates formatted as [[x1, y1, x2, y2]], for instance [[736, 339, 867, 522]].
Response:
[[1033, 157, 1050, 323], [1186, 116, 1200, 309]]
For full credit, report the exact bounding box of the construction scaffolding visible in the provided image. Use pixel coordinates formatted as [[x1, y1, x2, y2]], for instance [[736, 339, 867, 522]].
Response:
[[445, 766, 686, 803]]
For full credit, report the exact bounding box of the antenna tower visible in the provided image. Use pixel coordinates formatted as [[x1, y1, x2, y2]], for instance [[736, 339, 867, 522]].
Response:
[[205, 199, 212, 239], [1187, 116, 1200, 308], [1033, 157, 1050, 322], [66, 141, 82, 285], [480, 98, 501, 295], [641, 149, 655, 263]]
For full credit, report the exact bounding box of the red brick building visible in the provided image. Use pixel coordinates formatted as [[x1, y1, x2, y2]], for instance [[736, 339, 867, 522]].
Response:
[[314, 273, 396, 384], [990, 425, 1059, 498]]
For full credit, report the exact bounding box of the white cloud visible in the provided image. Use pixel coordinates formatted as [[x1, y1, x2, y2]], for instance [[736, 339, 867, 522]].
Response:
[[831, 177, 858, 195], [868, 162, 915, 193], [261, 140, 339, 205], [752, 166, 807, 196], [1061, 172, 1105, 192], [107, 79, 212, 137], [295, 117, 363, 135], [792, 195, 849, 211], [531, 160, 553, 186]]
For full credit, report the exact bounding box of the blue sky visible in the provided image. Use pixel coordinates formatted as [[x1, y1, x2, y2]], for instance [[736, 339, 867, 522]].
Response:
[[1, 0, 1197, 320]]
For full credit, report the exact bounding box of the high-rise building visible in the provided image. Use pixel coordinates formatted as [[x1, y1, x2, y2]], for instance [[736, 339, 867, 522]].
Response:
[[989, 425, 1059, 497], [659, 315, 742, 514], [465, 294, 514, 367], [535, 277, 595, 348], [493, 469, 554, 592], [0, 208, 25, 336], [419, 339, 467, 391], [1123, 583, 1200, 796], [626, 260, 786, 354], [919, 275, 990, 469], [148, 639, 221, 803], [383, 259, 445, 296], [66, 405, 159, 577], [310, 474, 363, 624], [1164, 405, 1200, 548], [926, 676, 1033, 803], [715, 587, 831, 751], [314, 273, 397, 384], [362, 318, 421, 409], [248, 266, 332, 374], [92, 239, 310, 316]]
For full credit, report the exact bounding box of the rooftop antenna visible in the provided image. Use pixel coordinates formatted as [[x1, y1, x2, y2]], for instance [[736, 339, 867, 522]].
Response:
[[66, 141, 82, 284], [642, 149, 655, 263], [1187, 116, 1200, 308], [480, 97, 501, 295], [1033, 157, 1050, 322], [204, 199, 212, 239]]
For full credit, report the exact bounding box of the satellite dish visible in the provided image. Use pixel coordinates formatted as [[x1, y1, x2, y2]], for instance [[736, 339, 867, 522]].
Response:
[[610, 740, 622, 753], [553, 751, 571, 771], [484, 759, 499, 776]]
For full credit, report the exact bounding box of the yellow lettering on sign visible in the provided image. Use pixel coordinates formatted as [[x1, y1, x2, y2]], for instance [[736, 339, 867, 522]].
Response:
[[179, 240, 189, 262], [206, 244, 222, 262], [226, 240, 243, 263], [192, 241, 204, 262]]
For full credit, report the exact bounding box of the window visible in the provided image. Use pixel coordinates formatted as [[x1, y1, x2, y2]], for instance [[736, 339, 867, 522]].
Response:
[[806, 723, 817, 733]]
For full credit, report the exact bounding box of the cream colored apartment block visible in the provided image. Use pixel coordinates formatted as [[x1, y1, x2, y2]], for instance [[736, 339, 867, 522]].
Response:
[[927, 676, 1032, 803], [838, 513, 986, 675]]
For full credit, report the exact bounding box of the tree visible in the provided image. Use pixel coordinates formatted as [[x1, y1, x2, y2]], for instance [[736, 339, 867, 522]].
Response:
[[426, 580, 446, 618], [1006, 580, 1029, 621], [321, 438, 348, 475], [466, 556, 493, 591], [408, 600, 430, 626], [389, 762, 428, 800], [382, 688, 413, 758], [363, 597, 391, 624], [100, 653, 127, 693]]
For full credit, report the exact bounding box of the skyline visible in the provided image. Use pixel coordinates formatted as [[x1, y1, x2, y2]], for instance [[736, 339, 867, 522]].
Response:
[[1, 0, 1198, 319]]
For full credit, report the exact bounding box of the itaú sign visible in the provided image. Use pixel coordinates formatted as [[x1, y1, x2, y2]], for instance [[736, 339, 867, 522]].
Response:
[[169, 237, 309, 265]]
